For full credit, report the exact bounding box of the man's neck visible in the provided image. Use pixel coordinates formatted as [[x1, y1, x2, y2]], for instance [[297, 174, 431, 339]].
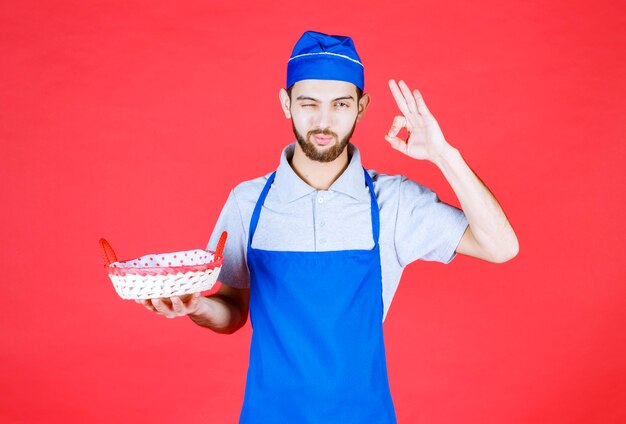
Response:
[[290, 143, 350, 190]]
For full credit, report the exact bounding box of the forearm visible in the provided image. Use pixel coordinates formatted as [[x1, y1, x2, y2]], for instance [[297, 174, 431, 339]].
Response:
[[188, 294, 246, 334], [433, 144, 518, 260]]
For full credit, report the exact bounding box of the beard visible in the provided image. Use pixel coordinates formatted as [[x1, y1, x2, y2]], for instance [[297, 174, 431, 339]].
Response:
[[292, 119, 357, 163]]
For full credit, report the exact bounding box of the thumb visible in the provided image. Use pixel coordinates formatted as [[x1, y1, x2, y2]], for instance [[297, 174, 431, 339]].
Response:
[[387, 115, 407, 137], [384, 134, 408, 154]]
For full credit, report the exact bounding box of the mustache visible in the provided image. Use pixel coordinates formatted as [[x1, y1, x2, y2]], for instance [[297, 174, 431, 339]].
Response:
[[308, 129, 336, 137]]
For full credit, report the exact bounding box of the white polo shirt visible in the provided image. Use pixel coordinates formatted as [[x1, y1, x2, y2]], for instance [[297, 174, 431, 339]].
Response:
[[207, 142, 468, 321]]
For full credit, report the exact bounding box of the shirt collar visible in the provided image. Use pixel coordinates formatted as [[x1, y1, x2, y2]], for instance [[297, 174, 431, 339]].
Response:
[[273, 142, 370, 203]]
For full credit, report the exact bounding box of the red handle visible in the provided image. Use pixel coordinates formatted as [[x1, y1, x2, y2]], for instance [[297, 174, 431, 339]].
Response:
[[214, 231, 228, 261], [98, 238, 118, 266], [99, 233, 226, 267]]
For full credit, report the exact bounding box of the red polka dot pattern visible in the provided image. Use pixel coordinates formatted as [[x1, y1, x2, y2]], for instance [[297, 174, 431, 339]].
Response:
[[110, 249, 216, 269]]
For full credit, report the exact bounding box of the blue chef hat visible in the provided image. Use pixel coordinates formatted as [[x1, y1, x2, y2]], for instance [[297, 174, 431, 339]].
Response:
[[287, 30, 364, 91]]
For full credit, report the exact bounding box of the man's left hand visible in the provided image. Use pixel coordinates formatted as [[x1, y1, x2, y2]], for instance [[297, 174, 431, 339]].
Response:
[[385, 79, 451, 163]]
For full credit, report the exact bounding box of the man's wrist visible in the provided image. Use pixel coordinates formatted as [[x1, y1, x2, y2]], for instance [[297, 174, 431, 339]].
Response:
[[431, 142, 460, 169]]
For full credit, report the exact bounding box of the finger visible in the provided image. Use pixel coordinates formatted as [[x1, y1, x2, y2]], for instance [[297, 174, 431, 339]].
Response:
[[151, 298, 171, 315], [398, 80, 420, 117], [170, 296, 184, 314], [153, 298, 177, 318], [387, 115, 408, 137], [135, 298, 154, 311], [188, 292, 202, 313], [388, 79, 412, 118], [413, 89, 431, 116], [384, 134, 408, 154], [178, 293, 193, 304], [186, 291, 201, 306]]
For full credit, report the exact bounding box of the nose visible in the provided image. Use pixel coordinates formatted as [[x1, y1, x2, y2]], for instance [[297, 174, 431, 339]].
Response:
[[315, 106, 333, 130]]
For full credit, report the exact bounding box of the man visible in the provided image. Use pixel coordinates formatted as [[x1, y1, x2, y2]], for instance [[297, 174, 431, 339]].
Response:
[[139, 30, 518, 423]]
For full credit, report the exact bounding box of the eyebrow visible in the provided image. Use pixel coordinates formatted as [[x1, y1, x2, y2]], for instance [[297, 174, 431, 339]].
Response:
[[295, 95, 355, 102]]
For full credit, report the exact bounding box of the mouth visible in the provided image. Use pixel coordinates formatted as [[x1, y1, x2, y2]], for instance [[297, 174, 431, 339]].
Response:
[[312, 134, 334, 146]]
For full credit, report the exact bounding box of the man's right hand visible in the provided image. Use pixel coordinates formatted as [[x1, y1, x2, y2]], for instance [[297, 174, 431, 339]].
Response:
[[134, 285, 250, 334], [135, 292, 202, 319]]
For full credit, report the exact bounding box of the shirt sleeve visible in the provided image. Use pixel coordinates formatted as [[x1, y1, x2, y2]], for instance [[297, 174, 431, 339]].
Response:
[[206, 190, 250, 289], [394, 176, 469, 267]]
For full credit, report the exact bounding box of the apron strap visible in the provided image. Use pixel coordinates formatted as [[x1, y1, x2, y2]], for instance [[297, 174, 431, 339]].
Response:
[[363, 168, 380, 245], [248, 168, 381, 248], [248, 171, 277, 248]]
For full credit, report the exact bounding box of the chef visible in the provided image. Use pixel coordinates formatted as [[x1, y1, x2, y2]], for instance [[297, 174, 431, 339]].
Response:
[[140, 30, 519, 423]]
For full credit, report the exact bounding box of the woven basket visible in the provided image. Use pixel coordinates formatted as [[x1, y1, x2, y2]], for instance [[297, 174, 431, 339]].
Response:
[[98, 232, 227, 300]]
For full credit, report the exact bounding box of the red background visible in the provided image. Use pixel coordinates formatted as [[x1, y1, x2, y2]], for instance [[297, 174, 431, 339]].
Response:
[[1, 0, 625, 422]]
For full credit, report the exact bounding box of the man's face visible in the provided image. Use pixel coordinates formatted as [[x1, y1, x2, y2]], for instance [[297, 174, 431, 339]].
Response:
[[286, 80, 363, 162]]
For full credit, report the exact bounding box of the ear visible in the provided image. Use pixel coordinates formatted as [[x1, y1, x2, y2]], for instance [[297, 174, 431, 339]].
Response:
[[279, 88, 291, 119], [356, 93, 371, 122]]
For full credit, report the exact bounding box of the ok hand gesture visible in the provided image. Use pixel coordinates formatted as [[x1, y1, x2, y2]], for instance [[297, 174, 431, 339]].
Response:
[[384, 79, 451, 163]]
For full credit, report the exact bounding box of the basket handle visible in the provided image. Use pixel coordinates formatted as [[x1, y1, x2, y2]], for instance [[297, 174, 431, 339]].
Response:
[[214, 231, 228, 261], [98, 238, 118, 266]]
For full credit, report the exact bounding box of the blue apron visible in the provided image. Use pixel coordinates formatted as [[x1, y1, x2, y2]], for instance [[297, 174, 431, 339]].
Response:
[[239, 168, 397, 424]]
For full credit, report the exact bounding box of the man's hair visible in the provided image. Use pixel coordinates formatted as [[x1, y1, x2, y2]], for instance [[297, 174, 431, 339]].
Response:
[[287, 84, 363, 102]]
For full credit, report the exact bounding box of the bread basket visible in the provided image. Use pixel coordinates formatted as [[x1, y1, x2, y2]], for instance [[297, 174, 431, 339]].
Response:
[[98, 232, 227, 300]]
